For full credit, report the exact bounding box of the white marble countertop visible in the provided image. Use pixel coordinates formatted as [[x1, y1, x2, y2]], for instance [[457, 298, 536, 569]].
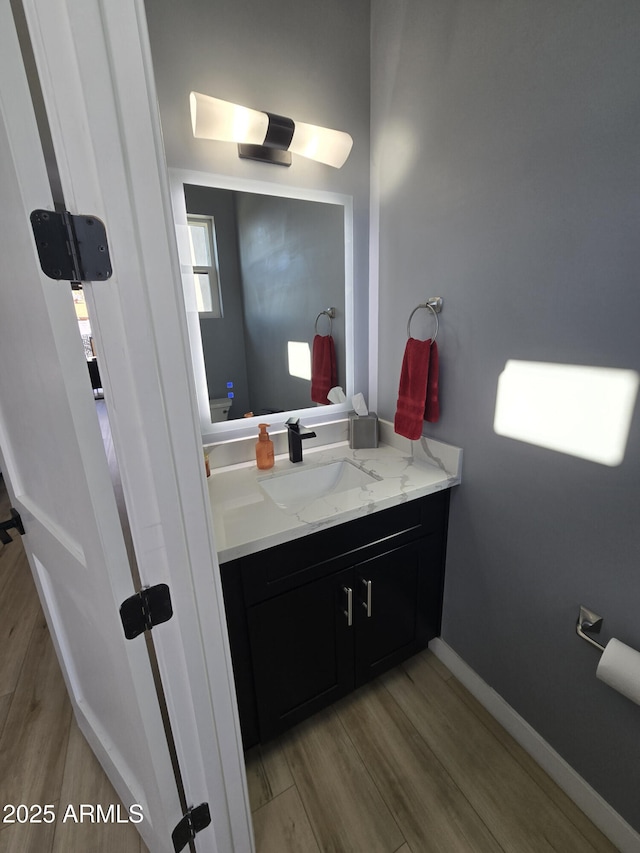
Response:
[[207, 420, 462, 563]]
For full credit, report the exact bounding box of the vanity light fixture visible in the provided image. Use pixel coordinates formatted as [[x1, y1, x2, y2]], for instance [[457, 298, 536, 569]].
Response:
[[189, 92, 353, 169]]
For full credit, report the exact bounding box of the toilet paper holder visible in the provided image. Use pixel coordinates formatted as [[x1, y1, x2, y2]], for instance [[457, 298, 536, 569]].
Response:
[[577, 606, 640, 706], [576, 605, 605, 652]]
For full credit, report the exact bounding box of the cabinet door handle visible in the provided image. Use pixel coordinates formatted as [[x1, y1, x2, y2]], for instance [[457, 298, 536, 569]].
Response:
[[342, 586, 353, 627], [360, 578, 372, 617]]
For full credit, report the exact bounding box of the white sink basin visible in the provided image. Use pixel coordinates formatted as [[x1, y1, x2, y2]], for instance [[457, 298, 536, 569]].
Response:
[[259, 459, 379, 513]]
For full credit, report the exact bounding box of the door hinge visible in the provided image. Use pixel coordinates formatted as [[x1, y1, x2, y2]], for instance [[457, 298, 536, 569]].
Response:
[[30, 209, 112, 282], [171, 802, 211, 852], [0, 508, 25, 545], [119, 584, 173, 640]]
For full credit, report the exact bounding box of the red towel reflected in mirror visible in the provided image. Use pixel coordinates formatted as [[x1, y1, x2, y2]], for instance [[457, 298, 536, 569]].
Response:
[[311, 334, 337, 405]]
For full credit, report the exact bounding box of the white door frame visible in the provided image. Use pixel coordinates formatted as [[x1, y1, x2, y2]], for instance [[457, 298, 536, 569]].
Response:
[[17, 0, 253, 850]]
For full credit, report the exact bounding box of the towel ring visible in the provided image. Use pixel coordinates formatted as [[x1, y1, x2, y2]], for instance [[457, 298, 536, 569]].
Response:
[[407, 302, 439, 342], [315, 308, 335, 335]]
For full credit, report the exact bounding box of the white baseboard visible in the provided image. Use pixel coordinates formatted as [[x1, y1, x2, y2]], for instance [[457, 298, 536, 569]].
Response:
[[430, 638, 640, 853]]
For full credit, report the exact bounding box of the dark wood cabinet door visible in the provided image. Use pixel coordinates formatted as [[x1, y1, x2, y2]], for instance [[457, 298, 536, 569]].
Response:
[[247, 567, 355, 742], [354, 537, 442, 686]]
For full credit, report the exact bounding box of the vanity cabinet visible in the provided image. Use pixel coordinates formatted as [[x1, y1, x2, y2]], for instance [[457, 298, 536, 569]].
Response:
[[220, 490, 450, 747]]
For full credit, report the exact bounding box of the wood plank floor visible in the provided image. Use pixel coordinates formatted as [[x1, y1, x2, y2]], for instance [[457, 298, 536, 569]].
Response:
[[245, 660, 620, 852], [1, 464, 620, 853]]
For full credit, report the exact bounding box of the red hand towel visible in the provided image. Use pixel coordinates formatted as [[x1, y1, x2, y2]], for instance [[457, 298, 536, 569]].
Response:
[[311, 334, 337, 404], [425, 340, 440, 422], [394, 338, 440, 439]]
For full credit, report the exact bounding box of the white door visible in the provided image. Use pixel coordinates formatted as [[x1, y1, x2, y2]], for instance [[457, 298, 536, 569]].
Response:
[[0, 6, 182, 852], [0, 1, 253, 851]]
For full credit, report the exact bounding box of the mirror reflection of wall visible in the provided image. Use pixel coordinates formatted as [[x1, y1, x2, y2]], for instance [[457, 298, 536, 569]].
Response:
[[184, 184, 346, 420]]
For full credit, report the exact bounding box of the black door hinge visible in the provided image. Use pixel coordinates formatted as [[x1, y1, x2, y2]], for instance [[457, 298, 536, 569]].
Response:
[[30, 209, 112, 282], [0, 508, 25, 545], [119, 583, 173, 640], [172, 802, 211, 852]]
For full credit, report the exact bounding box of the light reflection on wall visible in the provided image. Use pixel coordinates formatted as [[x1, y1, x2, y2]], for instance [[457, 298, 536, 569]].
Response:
[[494, 360, 639, 466], [288, 341, 311, 381], [375, 122, 419, 200]]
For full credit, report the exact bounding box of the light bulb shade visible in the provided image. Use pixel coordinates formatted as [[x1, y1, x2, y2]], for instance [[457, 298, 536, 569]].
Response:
[[289, 121, 353, 169], [190, 92, 268, 145], [189, 92, 353, 168]]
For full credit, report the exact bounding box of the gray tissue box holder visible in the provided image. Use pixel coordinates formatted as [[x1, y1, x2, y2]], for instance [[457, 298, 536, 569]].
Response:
[[348, 411, 379, 449]]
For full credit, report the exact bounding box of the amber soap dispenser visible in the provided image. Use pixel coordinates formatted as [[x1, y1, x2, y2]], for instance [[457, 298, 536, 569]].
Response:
[[256, 423, 275, 470]]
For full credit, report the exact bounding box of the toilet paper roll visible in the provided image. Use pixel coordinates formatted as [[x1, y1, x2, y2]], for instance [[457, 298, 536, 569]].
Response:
[[596, 638, 640, 706]]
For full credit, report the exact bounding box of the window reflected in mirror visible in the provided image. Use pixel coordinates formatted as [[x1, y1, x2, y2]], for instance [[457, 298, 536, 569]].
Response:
[[187, 214, 223, 318]]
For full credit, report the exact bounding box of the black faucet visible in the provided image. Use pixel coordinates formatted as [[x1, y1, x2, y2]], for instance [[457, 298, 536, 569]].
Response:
[[285, 417, 317, 463]]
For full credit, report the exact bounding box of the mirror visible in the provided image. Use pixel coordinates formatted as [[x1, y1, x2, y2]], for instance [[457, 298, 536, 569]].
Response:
[[170, 169, 354, 441]]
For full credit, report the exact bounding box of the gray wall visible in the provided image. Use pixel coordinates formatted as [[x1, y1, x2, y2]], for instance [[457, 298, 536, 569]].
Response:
[[144, 0, 371, 400], [236, 193, 345, 413], [372, 0, 640, 831], [184, 185, 252, 417]]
